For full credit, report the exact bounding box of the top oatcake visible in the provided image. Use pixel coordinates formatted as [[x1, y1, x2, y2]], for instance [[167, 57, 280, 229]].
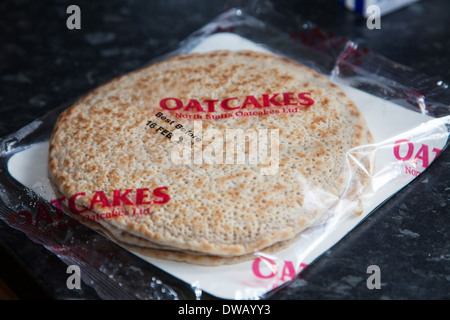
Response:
[[48, 50, 373, 260]]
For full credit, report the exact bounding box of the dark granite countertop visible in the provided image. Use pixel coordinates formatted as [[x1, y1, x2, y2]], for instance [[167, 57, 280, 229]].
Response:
[[0, 0, 449, 300]]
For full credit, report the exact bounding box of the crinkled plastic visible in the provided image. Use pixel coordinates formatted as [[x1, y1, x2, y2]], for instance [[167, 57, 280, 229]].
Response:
[[0, 5, 449, 300]]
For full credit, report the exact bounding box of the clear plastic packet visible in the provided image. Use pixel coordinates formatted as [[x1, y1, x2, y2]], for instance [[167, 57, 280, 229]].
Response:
[[0, 5, 449, 300]]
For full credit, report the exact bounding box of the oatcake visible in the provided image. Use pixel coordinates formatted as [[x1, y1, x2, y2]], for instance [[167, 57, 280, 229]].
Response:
[[62, 201, 302, 266], [48, 50, 373, 262]]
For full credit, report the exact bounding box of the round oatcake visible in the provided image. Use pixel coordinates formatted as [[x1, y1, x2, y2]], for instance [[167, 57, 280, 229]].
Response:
[[48, 50, 373, 262]]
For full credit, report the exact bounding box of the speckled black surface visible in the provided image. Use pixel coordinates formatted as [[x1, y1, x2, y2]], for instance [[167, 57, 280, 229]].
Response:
[[0, 0, 449, 300]]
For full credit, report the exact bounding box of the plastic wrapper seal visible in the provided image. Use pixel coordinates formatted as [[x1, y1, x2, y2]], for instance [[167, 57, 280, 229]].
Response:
[[0, 6, 449, 300]]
